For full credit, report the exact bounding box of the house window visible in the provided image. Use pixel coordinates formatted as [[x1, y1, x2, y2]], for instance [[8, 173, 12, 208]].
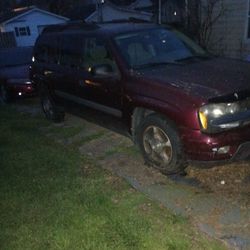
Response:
[[14, 26, 31, 37]]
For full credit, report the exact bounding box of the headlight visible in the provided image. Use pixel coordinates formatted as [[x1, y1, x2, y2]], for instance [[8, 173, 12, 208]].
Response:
[[198, 102, 241, 132]]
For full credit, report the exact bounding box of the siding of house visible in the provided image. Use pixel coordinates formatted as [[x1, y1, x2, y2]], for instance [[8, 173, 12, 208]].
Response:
[[85, 4, 152, 22], [208, 0, 250, 59], [0, 31, 16, 48], [2, 10, 68, 47]]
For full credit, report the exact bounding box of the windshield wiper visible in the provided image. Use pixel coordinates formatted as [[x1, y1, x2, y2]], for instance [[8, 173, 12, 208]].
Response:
[[135, 61, 181, 69]]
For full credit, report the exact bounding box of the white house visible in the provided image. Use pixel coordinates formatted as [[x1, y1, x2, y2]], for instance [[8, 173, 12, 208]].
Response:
[[207, 0, 250, 60], [85, 1, 152, 23], [0, 6, 69, 47]]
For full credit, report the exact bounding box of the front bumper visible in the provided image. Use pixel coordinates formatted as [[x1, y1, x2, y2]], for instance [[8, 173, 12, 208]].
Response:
[[181, 125, 250, 161]]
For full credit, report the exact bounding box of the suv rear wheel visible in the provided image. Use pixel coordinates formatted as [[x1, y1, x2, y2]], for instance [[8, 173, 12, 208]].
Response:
[[40, 84, 65, 123], [136, 114, 186, 175]]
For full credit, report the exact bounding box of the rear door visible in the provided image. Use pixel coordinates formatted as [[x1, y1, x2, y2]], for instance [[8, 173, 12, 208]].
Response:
[[53, 34, 85, 96]]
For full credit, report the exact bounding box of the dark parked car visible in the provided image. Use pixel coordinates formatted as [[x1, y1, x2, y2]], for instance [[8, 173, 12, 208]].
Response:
[[0, 47, 35, 103], [30, 21, 250, 174]]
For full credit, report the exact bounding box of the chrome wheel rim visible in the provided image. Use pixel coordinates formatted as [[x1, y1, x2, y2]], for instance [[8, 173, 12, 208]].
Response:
[[143, 126, 172, 166]]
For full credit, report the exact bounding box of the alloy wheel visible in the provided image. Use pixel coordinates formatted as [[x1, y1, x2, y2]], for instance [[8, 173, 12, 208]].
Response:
[[143, 125, 173, 166]]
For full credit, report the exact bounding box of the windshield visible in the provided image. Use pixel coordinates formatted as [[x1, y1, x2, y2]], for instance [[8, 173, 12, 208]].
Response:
[[114, 28, 207, 69]]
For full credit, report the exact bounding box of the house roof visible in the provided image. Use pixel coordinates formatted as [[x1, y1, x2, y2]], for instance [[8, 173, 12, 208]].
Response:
[[0, 6, 69, 25], [105, 0, 152, 15], [85, 0, 152, 22], [0, 6, 33, 24], [129, 0, 152, 9]]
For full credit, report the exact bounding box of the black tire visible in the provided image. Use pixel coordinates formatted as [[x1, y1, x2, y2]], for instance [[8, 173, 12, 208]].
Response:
[[39, 84, 65, 123], [136, 114, 187, 175], [0, 84, 10, 104]]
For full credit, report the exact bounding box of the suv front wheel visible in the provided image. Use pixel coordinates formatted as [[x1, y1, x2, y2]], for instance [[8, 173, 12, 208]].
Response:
[[40, 84, 65, 123], [136, 114, 186, 175]]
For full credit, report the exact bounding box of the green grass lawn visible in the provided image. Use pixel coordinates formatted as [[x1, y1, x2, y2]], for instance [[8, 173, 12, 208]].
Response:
[[0, 105, 225, 250]]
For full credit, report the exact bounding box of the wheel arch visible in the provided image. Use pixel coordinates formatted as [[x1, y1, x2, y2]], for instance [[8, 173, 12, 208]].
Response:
[[131, 106, 180, 144]]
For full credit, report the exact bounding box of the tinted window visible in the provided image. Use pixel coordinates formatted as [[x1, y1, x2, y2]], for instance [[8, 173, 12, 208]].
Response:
[[34, 37, 49, 63], [34, 34, 60, 63], [59, 34, 84, 68]]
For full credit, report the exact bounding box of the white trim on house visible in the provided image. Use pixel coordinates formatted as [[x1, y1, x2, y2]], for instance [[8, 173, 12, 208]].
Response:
[[1, 7, 69, 25]]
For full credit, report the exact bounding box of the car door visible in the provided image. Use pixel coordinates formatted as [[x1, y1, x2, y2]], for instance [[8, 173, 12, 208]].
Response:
[[74, 35, 123, 117], [52, 34, 82, 96]]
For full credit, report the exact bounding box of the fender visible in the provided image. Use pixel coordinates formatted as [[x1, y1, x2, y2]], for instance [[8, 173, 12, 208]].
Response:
[[123, 94, 200, 130]]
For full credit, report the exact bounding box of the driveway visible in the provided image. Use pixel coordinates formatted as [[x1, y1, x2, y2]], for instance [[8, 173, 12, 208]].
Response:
[[15, 99, 250, 250]]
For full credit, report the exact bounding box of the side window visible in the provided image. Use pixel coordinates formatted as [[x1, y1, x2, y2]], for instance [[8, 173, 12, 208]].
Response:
[[59, 35, 84, 68], [47, 36, 60, 64], [83, 36, 118, 73], [34, 35, 59, 64], [34, 38, 48, 63]]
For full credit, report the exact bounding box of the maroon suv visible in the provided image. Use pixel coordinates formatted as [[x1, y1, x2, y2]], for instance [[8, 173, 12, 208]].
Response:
[[30, 22, 250, 174]]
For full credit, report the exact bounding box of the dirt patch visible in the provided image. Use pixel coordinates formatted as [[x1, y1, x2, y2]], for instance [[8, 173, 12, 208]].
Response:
[[80, 163, 96, 177], [187, 163, 250, 200], [79, 132, 132, 158], [100, 153, 168, 187]]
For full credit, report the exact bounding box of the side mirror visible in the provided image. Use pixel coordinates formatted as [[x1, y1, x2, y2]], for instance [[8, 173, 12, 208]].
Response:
[[91, 64, 114, 78]]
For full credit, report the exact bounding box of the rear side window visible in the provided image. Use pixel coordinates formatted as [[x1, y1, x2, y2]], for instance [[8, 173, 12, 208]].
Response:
[[34, 37, 48, 63], [35, 33, 118, 73], [59, 34, 84, 68], [35, 34, 59, 63]]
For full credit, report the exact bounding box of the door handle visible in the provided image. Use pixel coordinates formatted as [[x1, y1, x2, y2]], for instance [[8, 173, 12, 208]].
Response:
[[79, 79, 101, 87], [44, 70, 53, 76]]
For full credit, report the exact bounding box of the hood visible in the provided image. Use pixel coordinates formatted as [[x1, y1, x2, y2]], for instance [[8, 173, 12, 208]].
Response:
[[137, 57, 250, 101]]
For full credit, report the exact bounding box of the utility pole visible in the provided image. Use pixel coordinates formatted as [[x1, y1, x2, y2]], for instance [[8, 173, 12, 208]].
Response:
[[158, 0, 161, 24]]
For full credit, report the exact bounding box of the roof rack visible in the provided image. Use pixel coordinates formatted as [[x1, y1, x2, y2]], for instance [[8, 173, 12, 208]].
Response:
[[42, 20, 100, 33]]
